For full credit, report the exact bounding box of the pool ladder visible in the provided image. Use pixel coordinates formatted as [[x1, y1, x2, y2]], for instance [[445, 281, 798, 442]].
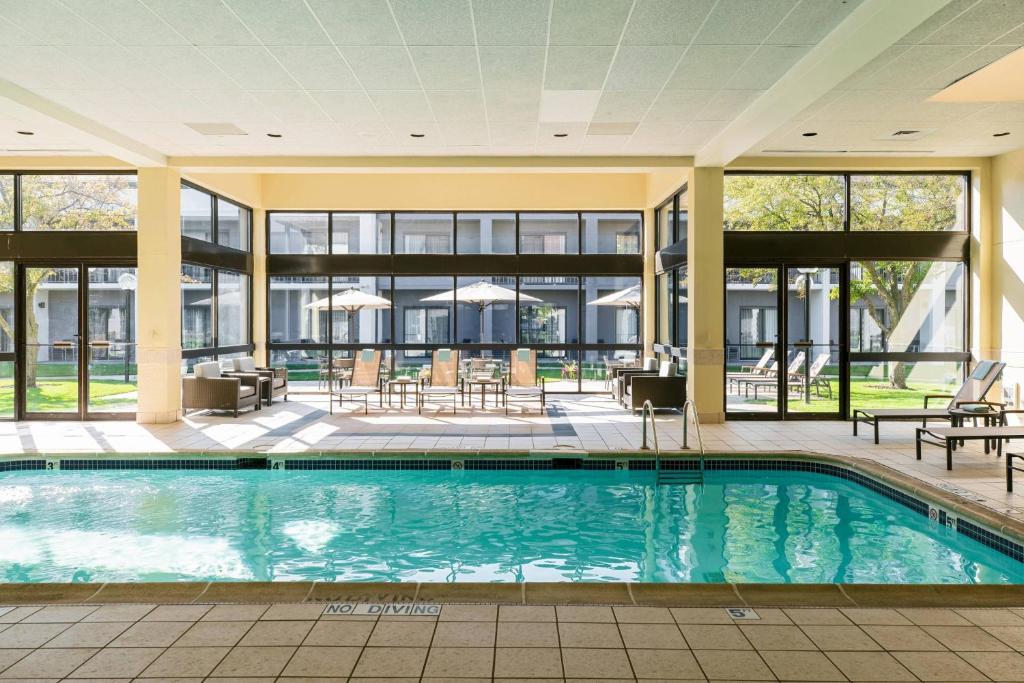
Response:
[[640, 399, 705, 486]]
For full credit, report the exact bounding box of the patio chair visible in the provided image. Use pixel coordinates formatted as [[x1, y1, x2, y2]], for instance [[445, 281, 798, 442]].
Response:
[[506, 348, 545, 414], [335, 349, 383, 414], [182, 361, 260, 417], [228, 356, 288, 405], [419, 348, 461, 414], [727, 348, 775, 391], [787, 352, 833, 399], [626, 360, 687, 414], [853, 360, 1006, 444], [735, 351, 807, 400], [614, 357, 659, 403]]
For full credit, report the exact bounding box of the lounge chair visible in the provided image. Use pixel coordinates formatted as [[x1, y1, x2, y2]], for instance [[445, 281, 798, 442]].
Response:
[[788, 352, 833, 399], [506, 348, 545, 414], [735, 351, 806, 400], [182, 361, 261, 417], [228, 356, 288, 405], [853, 360, 1006, 443], [916, 421, 1024, 470], [614, 357, 659, 403], [335, 349, 383, 414], [419, 348, 461, 414], [727, 348, 775, 391], [627, 360, 687, 414]]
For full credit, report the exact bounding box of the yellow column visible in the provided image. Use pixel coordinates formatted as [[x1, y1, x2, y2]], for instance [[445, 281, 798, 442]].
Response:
[[686, 167, 725, 423], [136, 168, 182, 424], [252, 207, 268, 365], [642, 206, 656, 353]]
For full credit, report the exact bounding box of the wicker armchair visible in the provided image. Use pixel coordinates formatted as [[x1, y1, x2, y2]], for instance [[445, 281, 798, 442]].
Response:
[[183, 361, 261, 417], [229, 356, 288, 405]]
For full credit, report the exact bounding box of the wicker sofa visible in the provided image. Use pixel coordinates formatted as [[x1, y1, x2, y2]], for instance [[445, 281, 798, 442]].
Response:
[[624, 361, 687, 414], [229, 356, 288, 406], [182, 361, 261, 416]]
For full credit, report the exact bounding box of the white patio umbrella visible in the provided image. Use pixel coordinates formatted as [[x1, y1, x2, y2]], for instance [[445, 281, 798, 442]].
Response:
[[421, 280, 541, 341], [587, 283, 641, 311], [305, 288, 391, 343]]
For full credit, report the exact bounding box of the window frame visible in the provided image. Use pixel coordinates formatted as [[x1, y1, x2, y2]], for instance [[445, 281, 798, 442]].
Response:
[[180, 179, 253, 253], [2, 171, 139, 234]]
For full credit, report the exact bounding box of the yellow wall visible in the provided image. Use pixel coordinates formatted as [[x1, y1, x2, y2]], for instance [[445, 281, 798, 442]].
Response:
[[184, 172, 263, 209], [991, 149, 1024, 405]]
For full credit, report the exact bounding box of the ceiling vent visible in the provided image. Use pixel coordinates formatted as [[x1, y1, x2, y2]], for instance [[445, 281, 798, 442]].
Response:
[[186, 122, 248, 136]]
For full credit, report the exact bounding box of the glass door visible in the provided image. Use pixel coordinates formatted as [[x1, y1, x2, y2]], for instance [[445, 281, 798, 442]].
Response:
[[86, 267, 138, 416], [22, 266, 81, 417], [784, 266, 843, 418], [725, 267, 782, 417]]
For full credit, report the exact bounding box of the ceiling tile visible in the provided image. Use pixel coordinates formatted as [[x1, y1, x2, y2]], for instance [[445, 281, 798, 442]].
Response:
[[895, 0, 977, 45], [62, 0, 187, 46], [369, 90, 434, 122], [0, 16, 37, 46], [545, 45, 616, 89], [922, 0, 1024, 45], [439, 121, 489, 145], [390, 0, 474, 45], [200, 46, 300, 90], [0, 0, 114, 45], [645, 89, 714, 122], [727, 45, 808, 90], [766, 0, 862, 45], [131, 46, 239, 90], [923, 44, 1018, 90], [223, 0, 329, 46], [861, 44, 976, 90], [489, 121, 538, 145], [144, 0, 257, 46], [479, 47, 545, 89], [605, 45, 685, 90], [621, 0, 716, 45], [341, 46, 421, 89], [665, 45, 754, 89], [472, 0, 550, 45], [427, 90, 487, 122], [592, 91, 658, 122], [191, 89, 267, 122], [699, 89, 760, 119], [539, 90, 601, 122], [271, 46, 361, 90], [57, 46, 159, 90], [311, 91, 383, 122], [485, 89, 541, 121], [306, 0, 403, 45], [409, 46, 480, 89], [0, 46, 97, 90], [251, 91, 332, 124], [549, 0, 632, 45], [694, 0, 799, 45]]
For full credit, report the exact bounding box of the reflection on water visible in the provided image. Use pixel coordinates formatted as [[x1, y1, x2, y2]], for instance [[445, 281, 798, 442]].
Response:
[[1, 470, 1021, 584]]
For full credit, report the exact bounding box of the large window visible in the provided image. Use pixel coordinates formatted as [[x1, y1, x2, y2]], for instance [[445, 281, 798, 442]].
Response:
[[217, 199, 250, 251], [180, 183, 252, 250], [851, 175, 966, 231], [582, 213, 642, 254], [20, 174, 137, 231], [456, 213, 515, 254], [0, 176, 13, 231], [217, 271, 249, 348], [181, 265, 250, 357], [269, 277, 329, 344], [395, 213, 453, 255], [520, 214, 578, 254], [181, 265, 213, 349], [331, 213, 390, 254], [329, 276, 391, 344], [725, 174, 844, 232], [269, 213, 328, 254]]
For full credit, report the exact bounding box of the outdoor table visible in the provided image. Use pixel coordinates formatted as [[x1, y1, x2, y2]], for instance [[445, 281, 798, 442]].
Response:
[[466, 377, 504, 408], [948, 407, 1001, 453], [386, 378, 420, 408]]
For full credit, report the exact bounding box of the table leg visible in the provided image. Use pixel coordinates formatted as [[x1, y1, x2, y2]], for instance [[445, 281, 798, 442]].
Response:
[[915, 429, 922, 460], [946, 439, 953, 470]]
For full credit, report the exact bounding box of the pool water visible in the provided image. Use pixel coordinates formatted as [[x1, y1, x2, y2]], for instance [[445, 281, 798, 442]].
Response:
[[1, 469, 1021, 584]]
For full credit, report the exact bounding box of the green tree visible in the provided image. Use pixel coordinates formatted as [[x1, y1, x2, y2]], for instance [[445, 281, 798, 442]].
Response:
[[725, 173, 963, 388], [0, 175, 136, 388]]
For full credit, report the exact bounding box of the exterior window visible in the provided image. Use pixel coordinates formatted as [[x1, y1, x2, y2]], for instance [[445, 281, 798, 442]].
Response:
[[583, 275, 640, 345], [520, 305, 566, 344], [738, 306, 778, 360], [181, 185, 212, 241], [217, 271, 249, 347], [0, 176, 13, 231], [181, 265, 213, 349], [404, 308, 450, 345], [582, 212, 641, 254], [216, 199, 250, 251], [331, 213, 391, 254], [394, 213, 453, 254], [657, 201, 674, 249], [21, 174, 137, 231], [268, 277, 328, 344], [851, 174, 966, 231], [269, 213, 328, 254], [520, 214, 578, 253], [615, 308, 638, 344], [724, 174, 845, 231], [456, 213, 515, 254], [521, 233, 566, 254]]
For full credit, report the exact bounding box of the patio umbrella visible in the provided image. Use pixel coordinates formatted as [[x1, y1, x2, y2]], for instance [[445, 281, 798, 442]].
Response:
[[587, 283, 641, 311], [421, 280, 541, 341], [305, 288, 391, 343]]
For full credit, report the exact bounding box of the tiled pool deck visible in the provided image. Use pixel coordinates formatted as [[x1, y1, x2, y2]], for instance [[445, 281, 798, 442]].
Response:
[[2, 394, 1021, 522], [6, 600, 1024, 682]]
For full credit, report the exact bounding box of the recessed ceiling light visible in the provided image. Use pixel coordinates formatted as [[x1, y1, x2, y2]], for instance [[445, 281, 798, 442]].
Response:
[[801, 132, 817, 137], [16, 130, 33, 136], [553, 132, 568, 138], [266, 132, 282, 138], [994, 131, 1011, 137], [410, 133, 425, 138]]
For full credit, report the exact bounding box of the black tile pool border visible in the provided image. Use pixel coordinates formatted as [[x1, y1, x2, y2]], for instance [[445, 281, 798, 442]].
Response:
[[1, 453, 1021, 564]]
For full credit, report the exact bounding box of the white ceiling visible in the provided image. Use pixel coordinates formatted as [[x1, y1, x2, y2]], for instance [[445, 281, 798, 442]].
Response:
[[0, 0, 1021, 159]]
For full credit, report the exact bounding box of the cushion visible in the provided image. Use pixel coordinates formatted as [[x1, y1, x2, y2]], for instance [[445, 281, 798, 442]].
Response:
[[507, 386, 541, 395], [194, 361, 222, 379], [360, 349, 375, 363], [659, 361, 677, 377], [643, 357, 658, 371], [437, 349, 452, 362], [971, 360, 996, 380], [273, 378, 286, 389], [238, 385, 256, 398], [234, 357, 257, 373], [517, 348, 531, 362]]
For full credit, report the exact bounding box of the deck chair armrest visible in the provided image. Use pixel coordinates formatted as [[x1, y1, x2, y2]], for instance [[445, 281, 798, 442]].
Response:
[[923, 393, 954, 408], [955, 399, 1006, 408]]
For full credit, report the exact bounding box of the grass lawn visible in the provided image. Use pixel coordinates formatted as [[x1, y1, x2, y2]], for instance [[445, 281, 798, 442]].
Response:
[[730, 376, 957, 414], [0, 379, 137, 414]]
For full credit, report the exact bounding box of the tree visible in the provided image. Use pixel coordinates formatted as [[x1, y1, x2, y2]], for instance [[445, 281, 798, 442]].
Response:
[[0, 175, 136, 388], [725, 173, 964, 388]]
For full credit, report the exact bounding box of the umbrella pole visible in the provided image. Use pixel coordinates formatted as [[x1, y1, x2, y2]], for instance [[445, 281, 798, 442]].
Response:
[[479, 302, 487, 344]]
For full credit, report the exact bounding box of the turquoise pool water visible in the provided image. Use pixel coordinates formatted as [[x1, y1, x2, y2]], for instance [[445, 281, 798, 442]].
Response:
[[1, 469, 1021, 584]]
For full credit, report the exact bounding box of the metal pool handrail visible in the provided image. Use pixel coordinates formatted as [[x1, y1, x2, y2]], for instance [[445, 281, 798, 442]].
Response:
[[640, 400, 660, 467], [681, 399, 705, 455]]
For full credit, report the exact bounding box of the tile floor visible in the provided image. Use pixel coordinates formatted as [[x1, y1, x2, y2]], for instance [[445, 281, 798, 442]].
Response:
[[6, 602, 1024, 682], [1, 394, 1021, 521]]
